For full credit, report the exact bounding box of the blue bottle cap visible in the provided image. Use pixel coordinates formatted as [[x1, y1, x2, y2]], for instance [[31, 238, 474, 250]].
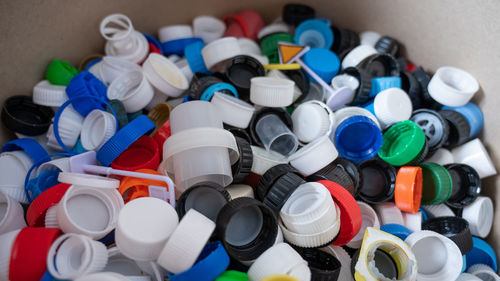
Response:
[[2, 138, 48, 163], [380, 224, 412, 240], [26, 170, 60, 201], [143, 33, 164, 53], [302, 48, 340, 84], [370, 76, 402, 98], [334, 115, 383, 163], [442, 102, 483, 138], [465, 237, 497, 272], [84, 58, 102, 71], [419, 208, 429, 222], [162, 37, 203, 56], [65, 71, 108, 116], [294, 19, 334, 49], [185, 40, 211, 74]]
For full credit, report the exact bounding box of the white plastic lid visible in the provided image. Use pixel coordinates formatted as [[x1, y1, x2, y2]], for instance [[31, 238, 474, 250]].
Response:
[[75, 272, 130, 281], [0, 229, 21, 281], [341, 45, 378, 69], [157, 209, 215, 274], [0, 151, 33, 203], [402, 212, 422, 232], [451, 138, 497, 178], [237, 38, 262, 55], [421, 204, 455, 219], [424, 148, 455, 166], [373, 88, 413, 129], [100, 56, 143, 85], [374, 202, 404, 225], [457, 273, 482, 281], [107, 70, 154, 113], [46, 105, 84, 150], [462, 196, 493, 238], [202, 37, 242, 70], [360, 31, 382, 47], [346, 201, 380, 249], [334, 106, 381, 129], [266, 69, 303, 103], [211, 92, 255, 129], [33, 80, 68, 107], [81, 109, 117, 151], [115, 197, 179, 261], [193, 16, 226, 44], [175, 58, 194, 82], [292, 101, 335, 143], [170, 100, 223, 134], [58, 172, 120, 189], [467, 264, 500, 281], [288, 136, 338, 176], [250, 77, 295, 107], [142, 53, 189, 98], [331, 74, 360, 91], [257, 23, 290, 40], [405, 230, 463, 281], [428, 66, 479, 107], [158, 25, 193, 42], [250, 145, 288, 175], [226, 184, 255, 199], [0, 191, 26, 234]]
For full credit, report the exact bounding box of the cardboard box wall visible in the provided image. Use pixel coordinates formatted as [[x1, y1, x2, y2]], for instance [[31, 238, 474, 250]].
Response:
[[1, 0, 499, 261]]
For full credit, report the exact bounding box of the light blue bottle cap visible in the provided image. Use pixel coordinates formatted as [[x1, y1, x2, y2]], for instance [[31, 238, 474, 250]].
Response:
[[442, 102, 483, 138], [303, 48, 340, 83], [370, 76, 402, 98], [294, 19, 334, 49]]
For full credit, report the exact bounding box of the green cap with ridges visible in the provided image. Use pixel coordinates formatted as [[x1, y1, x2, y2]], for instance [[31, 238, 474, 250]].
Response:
[[45, 59, 79, 86], [215, 270, 249, 281], [378, 120, 426, 166], [420, 162, 453, 205]]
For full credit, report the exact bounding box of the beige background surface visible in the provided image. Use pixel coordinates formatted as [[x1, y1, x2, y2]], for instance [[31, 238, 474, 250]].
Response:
[[1, 0, 499, 257]]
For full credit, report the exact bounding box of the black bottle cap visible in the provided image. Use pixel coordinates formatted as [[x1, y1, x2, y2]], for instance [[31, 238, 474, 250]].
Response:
[[361, 53, 400, 78], [225, 55, 265, 99], [331, 26, 359, 56], [176, 181, 231, 221], [422, 216, 473, 255], [248, 107, 293, 146], [257, 164, 300, 200], [263, 172, 305, 214], [308, 160, 356, 197], [342, 67, 372, 106], [295, 247, 342, 281], [445, 163, 481, 208], [400, 71, 423, 109], [282, 69, 310, 102], [438, 109, 471, 148], [411, 109, 449, 153], [231, 136, 253, 184], [374, 36, 399, 56], [188, 74, 228, 100], [282, 3, 316, 26], [411, 67, 442, 110], [357, 158, 397, 204], [226, 125, 253, 145], [1, 95, 53, 136]]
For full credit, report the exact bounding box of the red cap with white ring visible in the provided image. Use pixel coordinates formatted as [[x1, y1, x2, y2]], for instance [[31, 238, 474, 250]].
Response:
[[250, 77, 295, 107], [462, 196, 493, 238], [373, 88, 413, 129], [374, 202, 404, 225], [0, 229, 21, 281], [211, 92, 255, 129], [99, 56, 143, 85], [107, 70, 154, 113], [32, 80, 68, 107], [288, 136, 338, 176], [202, 37, 242, 71], [26, 183, 70, 227], [193, 16, 226, 44], [115, 197, 179, 261], [360, 31, 382, 47], [158, 25, 193, 42], [341, 45, 378, 69], [428, 66, 479, 107], [451, 138, 497, 179], [0, 191, 26, 234], [425, 148, 454, 166], [346, 201, 380, 249], [405, 230, 463, 281], [250, 145, 288, 175], [291, 101, 335, 143], [142, 53, 189, 98], [47, 233, 108, 280], [402, 211, 422, 232], [81, 109, 117, 151]]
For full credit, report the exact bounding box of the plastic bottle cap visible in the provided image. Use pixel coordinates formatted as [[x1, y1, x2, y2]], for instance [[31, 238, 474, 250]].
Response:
[[0, 151, 33, 203], [341, 67, 373, 106], [226, 184, 254, 200], [294, 19, 334, 49], [226, 55, 265, 96], [334, 106, 380, 128], [57, 172, 120, 189], [442, 103, 484, 138], [46, 233, 108, 280], [142, 53, 189, 98], [250, 77, 295, 107], [45, 59, 79, 86], [378, 120, 426, 166], [158, 25, 193, 43], [111, 135, 160, 171], [0, 229, 21, 281], [282, 3, 315, 26], [420, 162, 453, 205], [308, 157, 359, 197], [1, 96, 53, 136], [462, 196, 494, 238], [80, 109, 117, 151], [231, 136, 253, 184], [341, 45, 378, 69], [255, 114, 298, 157], [457, 273, 482, 281], [410, 109, 449, 153], [303, 48, 340, 83], [0, 191, 26, 234], [237, 38, 261, 55], [362, 53, 400, 77], [465, 237, 497, 272], [402, 211, 422, 232], [223, 10, 264, 41], [380, 224, 412, 241], [115, 197, 178, 261], [425, 148, 454, 166], [99, 56, 143, 85], [467, 264, 500, 280], [422, 216, 473, 255], [395, 166, 423, 213], [374, 36, 399, 56], [32, 80, 68, 107], [421, 204, 455, 219], [445, 163, 481, 208], [428, 66, 479, 107], [374, 202, 404, 226], [294, 247, 341, 281], [107, 70, 154, 113], [373, 88, 412, 128], [263, 172, 305, 215], [47, 105, 84, 150], [117, 169, 167, 202], [211, 93, 255, 129], [260, 33, 294, 63], [175, 181, 230, 221], [157, 209, 215, 274], [257, 23, 290, 40], [202, 37, 242, 70], [193, 16, 226, 44], [405, 230, 463, 281], [359, 31, 382, 47], [451, 138, 497, 179], [292, 101, 334, 143], [346, 201, 380, 249], [331, 74, 359, 91], [357, 159, 397, 204], [26, 183, 70, 227], [288, 136, 338, 176], [247, 243, 309, 281]]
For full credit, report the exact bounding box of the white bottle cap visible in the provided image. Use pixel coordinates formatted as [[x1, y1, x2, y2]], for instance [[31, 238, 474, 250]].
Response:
[[46, 105, 84, 150], [250, 145, 288, 175], [250, 77, 295, 107], [157, 209, 215, 274], [0, 229, 21, 281], [175, 58, 194, 82], [47, 233, 109, 280], [193, 16, 226, 44], [226, 184, 255, 199], [56, 185, 124, 239], [145, 91, 168, 111], [331, 74, 360, 91], [405, 230, 463, 281], [288, 136, 338, 176], [57, 172, 120, 189], [37, 157, 70, 176], [424, 148, 454, 166], [467, 264, 500, 280], [402, 211, 422, 232], [158, 25, 193, 42], [202, 37, 242, 70], [334, 106, 381, 129], [373, 88, 413, 128], [237, 38, 262, 55], [75, 272, 130, 281], [45, 205, 59, 228], [0, 151, 33, 203], [462, 196, 493, 238], [257, 23, 290, 40], [421, 204, 455, 218], [142, 53, 189, 98], [451, 138, 497, 178], [346, 201, 380, 249], [80, 109, 117, 151], [33, 80, 68, 107], [292, 101, 335, 143], [321, 246, 354, 281], [341, 45, 378, 69], [428, 66, 479, 107], [116, 197, 179, 261], [457, 273, 482, 281], [360, 31, 382, 47], [0, 191, 26, 234], [374, 202, 404, 225], [107, 70, 154, 113], [247, 243, 310, 281], [266, 69, 303, 102], [99, 56, 143, 85], [211, 92, 255, 129]]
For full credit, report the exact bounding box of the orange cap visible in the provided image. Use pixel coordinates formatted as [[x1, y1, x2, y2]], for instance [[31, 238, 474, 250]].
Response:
[[395, 166, 423, 213], [118, 169, 168, 203]]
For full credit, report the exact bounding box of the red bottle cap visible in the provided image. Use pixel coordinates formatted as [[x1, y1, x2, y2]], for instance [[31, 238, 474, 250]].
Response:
[[26, 183, 71, 227], [223, 10, 264, 41], [111, 135, 160, 171]]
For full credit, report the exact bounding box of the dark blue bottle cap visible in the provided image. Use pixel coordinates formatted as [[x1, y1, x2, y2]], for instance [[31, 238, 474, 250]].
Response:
[[162, 37, 203, 56], [334, 115, 383, 163], [65, 71, 108, 116], [465, 237, 497, 272]]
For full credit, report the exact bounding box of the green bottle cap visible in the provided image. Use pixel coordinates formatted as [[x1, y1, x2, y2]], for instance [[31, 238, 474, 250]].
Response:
[[45, 59, 79, 86], [378, 120, 426, 166], [215, 270, 249, 281], [420, 162, 453, 205]]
